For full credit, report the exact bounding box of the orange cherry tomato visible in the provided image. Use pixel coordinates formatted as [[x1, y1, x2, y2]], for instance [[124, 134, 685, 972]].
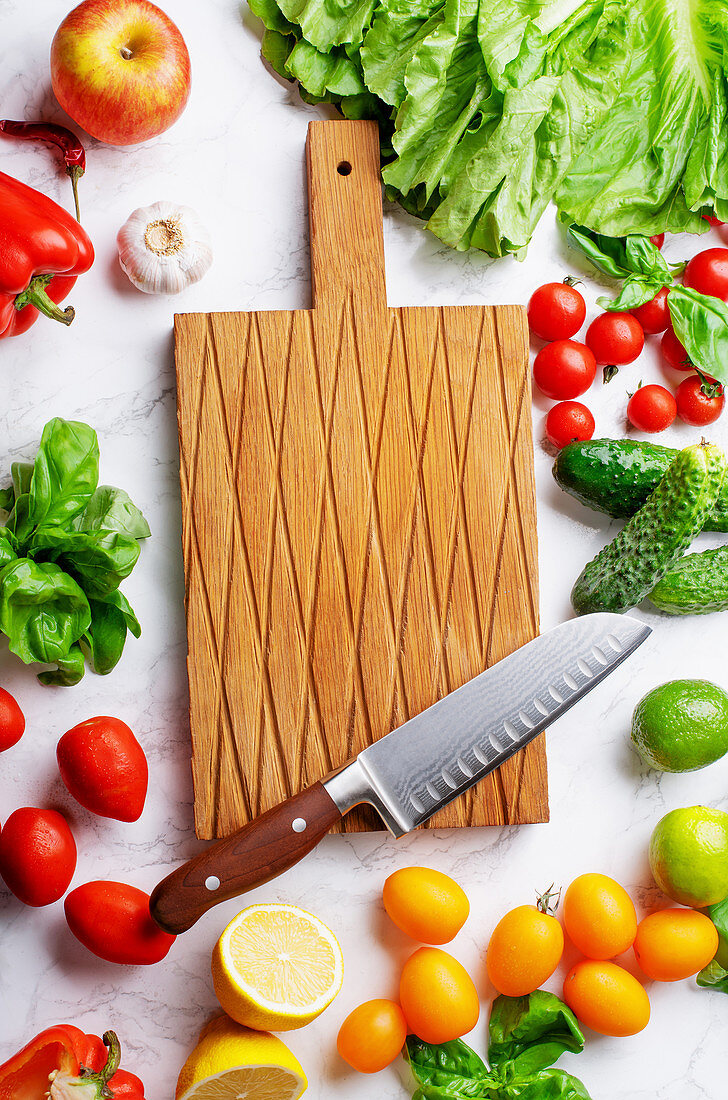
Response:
[[486, 901, 564, 996], [399, 947, 479, 1044], [337, 999, 407, 1073], [383, 867, 470, 944], [563, 960, 650, 1036], [633, 909, 719, 982], [563, 874, 637, 959]]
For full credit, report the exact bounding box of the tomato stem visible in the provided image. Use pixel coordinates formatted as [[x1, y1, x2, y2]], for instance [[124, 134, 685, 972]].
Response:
[[536, 884, 561, 915]]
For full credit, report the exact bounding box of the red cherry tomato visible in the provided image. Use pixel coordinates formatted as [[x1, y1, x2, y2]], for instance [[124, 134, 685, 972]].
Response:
[[675, 375, 725, 426], [527, 281, 586, 341], [0, 687, 25, 751], [64, 880, 176, 964], [684, 248, 728, 300], [630, 287, 670, 334], [661, 327, 692, 371], [545, 402, 595, 448], [533, 341, 596, 399], [57, 717, 148, 822], [627, 385, 677, 433], [0, 807, 76, 906], [650, 234, 665, 249], [586, 313, 645, 365], [703, 215, 725, 228]]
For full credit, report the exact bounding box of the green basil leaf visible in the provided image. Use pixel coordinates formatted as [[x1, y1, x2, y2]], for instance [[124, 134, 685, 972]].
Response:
[[82, 598, 128, 675], [38, 643, 86, 687], [0, 486, 13, 512], [668, 286, 728, 384], [96, 588, 141, 639], [29, 527, 140, 599], [27, 419, 99, 533], [597, 276, 666, 312], [406, 1036, 494, 1096], [80, 485, 151, 540], [697, 958, 728, 993], [488, 993, 584, 1075], [496, 1068, 592, 1099], [0, 559, 90, 664]]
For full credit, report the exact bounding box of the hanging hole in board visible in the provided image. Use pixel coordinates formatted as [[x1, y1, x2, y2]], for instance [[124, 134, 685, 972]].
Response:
[[337, 161, 352, 176]]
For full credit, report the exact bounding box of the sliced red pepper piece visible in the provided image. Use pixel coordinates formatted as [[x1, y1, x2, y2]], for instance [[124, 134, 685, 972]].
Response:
[[0, 1025, 89, 1100]]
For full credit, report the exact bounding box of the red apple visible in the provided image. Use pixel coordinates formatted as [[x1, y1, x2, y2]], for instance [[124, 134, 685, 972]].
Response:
[[51, 0, 191, 146]]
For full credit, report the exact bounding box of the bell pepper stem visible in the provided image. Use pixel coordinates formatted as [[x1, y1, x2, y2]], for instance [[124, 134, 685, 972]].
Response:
[[99, 1033, 121, 1089], [14, 274, 75, 326]]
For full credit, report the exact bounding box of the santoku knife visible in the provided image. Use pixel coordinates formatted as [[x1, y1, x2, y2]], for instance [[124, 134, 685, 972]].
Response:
[[151, 613, 650, 933]]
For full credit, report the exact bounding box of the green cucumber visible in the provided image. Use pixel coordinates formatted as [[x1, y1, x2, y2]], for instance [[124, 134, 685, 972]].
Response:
[[571, 442, 727, 616], [649, 546, 728, 615], [554, 439, 728, 533]]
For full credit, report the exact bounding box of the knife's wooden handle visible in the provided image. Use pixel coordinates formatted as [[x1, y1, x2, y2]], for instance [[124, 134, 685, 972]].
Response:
[[150, 783, 343, 934]]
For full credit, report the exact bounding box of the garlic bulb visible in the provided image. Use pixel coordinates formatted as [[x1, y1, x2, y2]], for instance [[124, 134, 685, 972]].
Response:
[[117, 201, 212, 295]]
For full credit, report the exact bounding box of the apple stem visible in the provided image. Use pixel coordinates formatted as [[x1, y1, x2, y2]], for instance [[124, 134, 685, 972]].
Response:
[[119, 46, 133, 60], [15, 274, 75, 326]]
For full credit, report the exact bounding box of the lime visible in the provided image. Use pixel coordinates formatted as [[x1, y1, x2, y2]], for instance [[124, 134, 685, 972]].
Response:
[[649, 806, 728, 907], [631, 679, 728, 772]]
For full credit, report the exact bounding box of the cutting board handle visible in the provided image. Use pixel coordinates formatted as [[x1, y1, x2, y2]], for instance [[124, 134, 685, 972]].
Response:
[[307, 120, 387, 312]]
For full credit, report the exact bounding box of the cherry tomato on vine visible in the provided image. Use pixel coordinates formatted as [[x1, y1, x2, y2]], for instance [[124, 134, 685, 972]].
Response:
[[630, 287, 670, 334], [533, 340, 596, 400], [0, 807, 76, 906], [527, 281, 586, 341], [627, 385, 677, 433], [675, 375, 725, 426], [486, 892, 564, 996], [0, 687, 24, 751], [545, 402, 595, 448], [661, 327, 692, 371], [337, 999, 408, 1073], [684, 248, 728, 300], [563, 961, 650, 1037], [586, 312, 644, 365]]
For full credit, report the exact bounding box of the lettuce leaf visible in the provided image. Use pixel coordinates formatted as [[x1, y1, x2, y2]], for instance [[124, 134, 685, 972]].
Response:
[[248, 0, 728, 255]]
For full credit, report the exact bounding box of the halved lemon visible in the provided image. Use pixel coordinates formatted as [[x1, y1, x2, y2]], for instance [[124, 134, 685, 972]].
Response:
[[175, 1015, 306, 1100], [211, 903, 344, 1031]]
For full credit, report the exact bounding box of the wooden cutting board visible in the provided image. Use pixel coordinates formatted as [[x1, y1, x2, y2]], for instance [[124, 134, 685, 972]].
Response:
[[174, 119, 547, 840]]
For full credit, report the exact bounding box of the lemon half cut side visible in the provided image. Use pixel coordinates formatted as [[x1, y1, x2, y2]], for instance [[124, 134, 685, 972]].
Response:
[[212, 902, 344, 1032]]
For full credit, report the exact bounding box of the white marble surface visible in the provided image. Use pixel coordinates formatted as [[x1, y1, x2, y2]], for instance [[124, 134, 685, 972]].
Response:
[[1, 2, 728, 1096]]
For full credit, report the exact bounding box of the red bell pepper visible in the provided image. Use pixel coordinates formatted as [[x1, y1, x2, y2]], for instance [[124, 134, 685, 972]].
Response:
[[0, 1027, 145, 1100], [0, 171, 94, 339]]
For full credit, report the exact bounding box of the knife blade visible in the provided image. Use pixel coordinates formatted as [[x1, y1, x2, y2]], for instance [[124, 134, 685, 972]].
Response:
[[151, 612, 650, 933]]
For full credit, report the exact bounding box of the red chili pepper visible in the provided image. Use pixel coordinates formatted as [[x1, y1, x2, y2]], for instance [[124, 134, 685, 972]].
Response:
[[0, 170, 94, 338], [0, 1028, 145, 1100], [0, 121, 86, 221]]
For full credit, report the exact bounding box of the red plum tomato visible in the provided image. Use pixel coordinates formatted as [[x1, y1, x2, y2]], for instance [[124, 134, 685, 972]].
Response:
[[0, 687, 25, 751], [586, 313, 645, 365], [545, 402, 595, 448], [627, 385, 677, 433], [528, 281, 586, 341], [533, 341, 596, 400], [0, 807, 76, 906], [684, 248, 728, 300], [630, 288, 670, 334], [675, 376, 725, 426], [661, 327, 692, 371]]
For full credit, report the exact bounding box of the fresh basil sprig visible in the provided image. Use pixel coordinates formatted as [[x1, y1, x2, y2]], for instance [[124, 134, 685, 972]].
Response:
[[668, 286, 728, 386], [405, 991, 591, 1100], [697, 897, 728, 993], [0, 418, 149, 686], [561, 219, 684, 312]]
